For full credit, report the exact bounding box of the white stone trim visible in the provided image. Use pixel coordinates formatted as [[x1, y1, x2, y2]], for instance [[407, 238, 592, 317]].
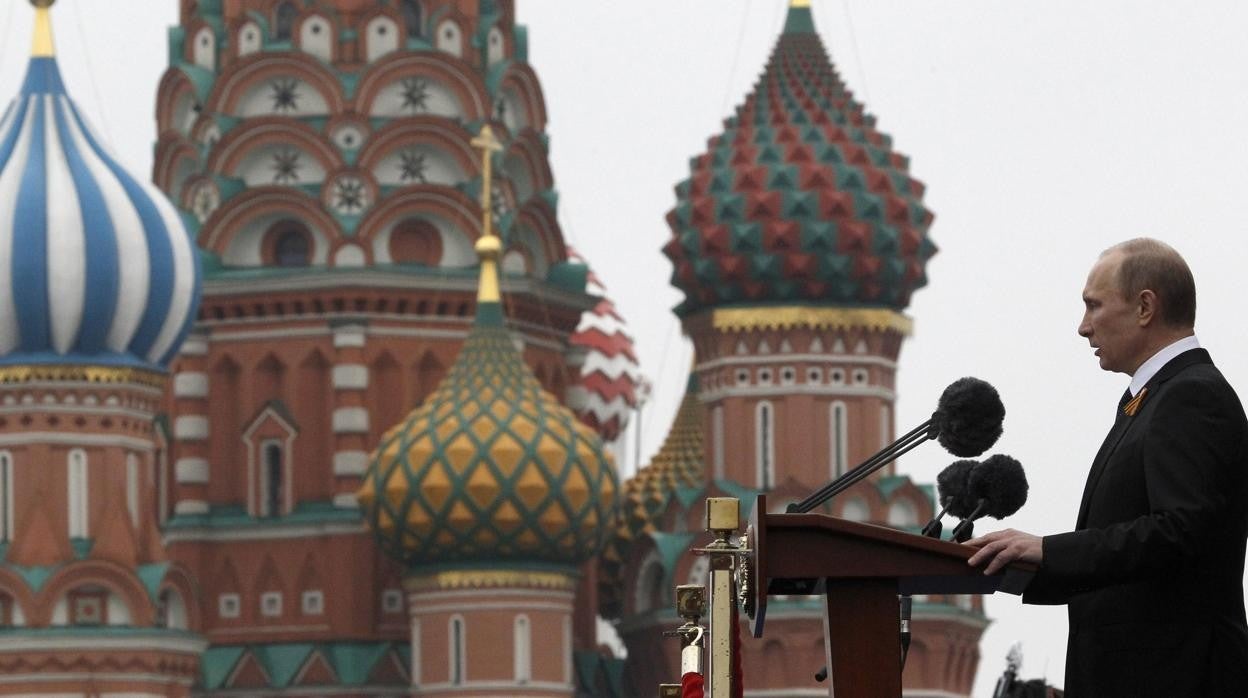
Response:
[[697, 353, 897, 371], [413, 680, 574, 693], [0, 433, 154, 450], [410, 601, 575, 616], [173, 500, 209, 516], [179, 336, 209, 356], [700, 385, 896, 402], [333, 493, 360, 509], [332, 407, 369, 433], [332, 364, 369, 390], [175, 457, 209, 484], [333, 450, 369, 476], [332, 328, 366, 349], [163, 520, 367, 543], [173, 415, 209, 441], [173, 371, 209, 398]]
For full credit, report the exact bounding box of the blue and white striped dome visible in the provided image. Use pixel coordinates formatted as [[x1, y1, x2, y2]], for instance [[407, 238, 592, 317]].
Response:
[[0, 10, 201, 370]]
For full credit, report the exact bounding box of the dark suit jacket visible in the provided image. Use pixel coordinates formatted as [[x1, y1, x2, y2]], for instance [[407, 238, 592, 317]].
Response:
[[1024, 349, 1248, 697]]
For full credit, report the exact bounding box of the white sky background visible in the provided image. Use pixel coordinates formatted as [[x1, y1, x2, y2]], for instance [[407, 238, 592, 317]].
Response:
[[3, 1, 1248, 695]]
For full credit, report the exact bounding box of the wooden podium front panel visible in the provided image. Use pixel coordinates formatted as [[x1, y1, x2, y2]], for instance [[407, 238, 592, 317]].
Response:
[[822, 578, 902, 698]]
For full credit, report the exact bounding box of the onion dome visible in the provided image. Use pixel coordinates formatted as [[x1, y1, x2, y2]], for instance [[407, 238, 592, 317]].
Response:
[[0, 1, 200, 370], [357, 128, 618, 568], [663, 0, 935, 316], [599, 376, 704, 618], [564, 246, 642, 442]]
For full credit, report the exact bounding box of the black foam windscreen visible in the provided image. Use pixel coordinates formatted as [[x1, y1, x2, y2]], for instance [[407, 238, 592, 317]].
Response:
[[934, 377, 1005, 457], [967, 454, 1028, 519], [936, 459, 979, 518]]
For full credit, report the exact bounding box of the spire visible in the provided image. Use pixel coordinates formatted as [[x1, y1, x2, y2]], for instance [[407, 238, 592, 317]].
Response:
[[30, 0, 56, 58], [470, 124, 505, 326], [22, 0, 64, 94], [783, 0, 816, 34]]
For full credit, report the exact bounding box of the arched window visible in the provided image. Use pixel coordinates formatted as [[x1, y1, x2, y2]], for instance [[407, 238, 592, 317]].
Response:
[[830, 401, 848, 477], [756, 401, 775, 490], [157, 588, 189, 629], [513, 615, 531, 683], [402, 0, 422, 38], [272, 225, 310, 267], [449, 615, 466, 685], [262, 441, 283, 517], [436, 19, 462, 57], [841, 496, 869, 522], [274, 1, 298, 41], [888, 499, 917, 528], [880, 404, 892, 451], [67, 449, 88, 538], [0, 451, 12, 542], [126, 453, 140, 529], [635, 553, 665, 614], [389, 219, 441, 265]]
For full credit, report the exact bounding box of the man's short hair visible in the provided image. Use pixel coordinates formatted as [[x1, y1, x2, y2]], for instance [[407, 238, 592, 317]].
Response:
[[1105, 238, 1196, 328]]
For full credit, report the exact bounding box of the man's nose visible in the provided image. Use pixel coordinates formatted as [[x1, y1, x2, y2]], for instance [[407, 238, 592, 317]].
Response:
[[1077, 318, 1091, 338]]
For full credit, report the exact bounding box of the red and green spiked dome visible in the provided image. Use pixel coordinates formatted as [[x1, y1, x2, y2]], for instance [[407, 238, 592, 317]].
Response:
[[357, 186, 619, 569], [663, 1, 936, 315]]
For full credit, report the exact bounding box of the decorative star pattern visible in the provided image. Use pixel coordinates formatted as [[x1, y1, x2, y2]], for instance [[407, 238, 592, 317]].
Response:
[[398, 150, 427, 183], [332, 177, 368, 214], [272, 149, 302, 184], [270, 78, 300, 113], [400, 78, 430, 112]]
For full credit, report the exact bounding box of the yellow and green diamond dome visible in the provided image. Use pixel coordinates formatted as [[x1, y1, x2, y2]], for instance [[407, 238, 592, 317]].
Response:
[[358, 144, 618, 569]]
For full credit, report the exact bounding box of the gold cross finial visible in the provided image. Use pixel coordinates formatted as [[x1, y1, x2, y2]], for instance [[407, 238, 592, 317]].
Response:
[[791, 0, 811, 7], [471, 125, 505, 304], [30, 0, 57, 58]]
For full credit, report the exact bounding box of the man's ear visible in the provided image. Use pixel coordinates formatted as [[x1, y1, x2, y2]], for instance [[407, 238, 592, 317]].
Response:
[[1137, 289, 1158, 327]]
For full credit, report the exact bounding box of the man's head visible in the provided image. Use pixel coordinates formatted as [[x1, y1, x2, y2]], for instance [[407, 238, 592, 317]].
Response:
[[1078, 238, 1196, 375]]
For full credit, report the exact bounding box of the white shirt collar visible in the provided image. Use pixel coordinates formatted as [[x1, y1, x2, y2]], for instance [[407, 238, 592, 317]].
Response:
[[1129, 334, 1201, 396]]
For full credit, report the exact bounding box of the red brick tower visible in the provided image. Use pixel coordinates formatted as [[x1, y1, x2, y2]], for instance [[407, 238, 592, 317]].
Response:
[[151, 0, 602, 692], [601, 2, 986, 695], [0, 1, 203, 693]]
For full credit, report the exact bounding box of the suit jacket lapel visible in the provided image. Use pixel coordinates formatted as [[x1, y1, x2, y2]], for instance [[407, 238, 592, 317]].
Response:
[[1074, 348, 1213, 529]]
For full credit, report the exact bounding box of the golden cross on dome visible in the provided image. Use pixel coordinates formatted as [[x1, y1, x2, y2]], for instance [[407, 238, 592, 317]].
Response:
[[470, 124, 504, 303], [790, 0, 812, 7], [30, 0, 57, 58]]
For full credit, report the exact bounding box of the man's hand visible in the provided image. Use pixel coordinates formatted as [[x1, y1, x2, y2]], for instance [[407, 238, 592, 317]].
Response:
[[965, 529, 1043, 575]]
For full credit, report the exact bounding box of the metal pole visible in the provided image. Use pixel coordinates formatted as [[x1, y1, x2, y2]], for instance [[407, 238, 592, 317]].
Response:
[[703, 497, 741, 698]]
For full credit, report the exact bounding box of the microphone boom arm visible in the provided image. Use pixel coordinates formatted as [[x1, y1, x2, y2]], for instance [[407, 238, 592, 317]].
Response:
[[790, 418, 935, 513]]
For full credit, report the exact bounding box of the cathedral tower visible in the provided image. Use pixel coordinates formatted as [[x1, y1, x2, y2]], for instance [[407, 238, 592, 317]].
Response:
[[151, 2, 610, 691], [603, 2, 986, 695], [357, 126, 619, 697], [0, 1, 203, 693]]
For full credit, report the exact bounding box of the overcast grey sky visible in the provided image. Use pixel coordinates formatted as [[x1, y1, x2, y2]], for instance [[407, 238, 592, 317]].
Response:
[[4, 2, 1248, 694]]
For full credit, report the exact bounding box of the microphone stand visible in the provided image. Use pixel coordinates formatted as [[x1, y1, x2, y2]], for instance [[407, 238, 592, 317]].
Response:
[[789, 419, 936, 513], [919, 503, 950, 538], [949, 499, 987, 542]]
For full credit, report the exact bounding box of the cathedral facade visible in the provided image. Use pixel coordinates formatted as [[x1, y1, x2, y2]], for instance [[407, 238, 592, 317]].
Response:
[[0, 1, 985, 696]]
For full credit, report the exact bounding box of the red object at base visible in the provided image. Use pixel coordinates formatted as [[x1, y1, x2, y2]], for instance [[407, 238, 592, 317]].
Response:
[[681, 672, 705, 698]]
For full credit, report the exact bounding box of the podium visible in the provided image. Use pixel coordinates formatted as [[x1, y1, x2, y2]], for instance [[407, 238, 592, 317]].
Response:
[[743, 494, 1035, 698]]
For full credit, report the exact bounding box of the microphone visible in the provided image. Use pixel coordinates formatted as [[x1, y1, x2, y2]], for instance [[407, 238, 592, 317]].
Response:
[[950, 454, 1028, 542], [932, 377, 1006, 457], [920, 459, 977, 538], [790, 377, 1005, 513]]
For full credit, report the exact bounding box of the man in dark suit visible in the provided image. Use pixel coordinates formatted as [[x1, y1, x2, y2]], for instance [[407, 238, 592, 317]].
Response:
[[967, 238, 1248, 696]]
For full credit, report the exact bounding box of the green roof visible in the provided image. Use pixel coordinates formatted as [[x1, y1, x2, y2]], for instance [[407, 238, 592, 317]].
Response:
[[202, 641, 407, 690]]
